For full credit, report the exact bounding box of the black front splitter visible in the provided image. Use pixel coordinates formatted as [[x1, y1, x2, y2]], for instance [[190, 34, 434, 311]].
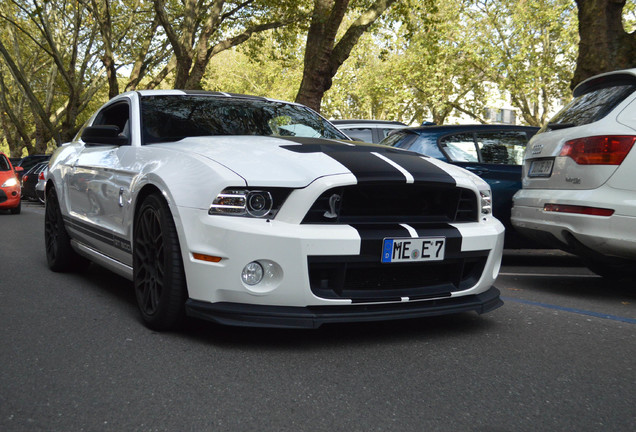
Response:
[[185, 286, 503, 329]]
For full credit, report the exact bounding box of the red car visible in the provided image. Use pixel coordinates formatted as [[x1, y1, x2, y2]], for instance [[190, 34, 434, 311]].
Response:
[[0, 152, 23, 214]]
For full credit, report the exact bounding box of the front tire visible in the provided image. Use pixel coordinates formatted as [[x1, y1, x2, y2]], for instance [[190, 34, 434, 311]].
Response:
[[133, 193, 187, 331], [9, 199, 20, 214], [44, 187, 89, 271]]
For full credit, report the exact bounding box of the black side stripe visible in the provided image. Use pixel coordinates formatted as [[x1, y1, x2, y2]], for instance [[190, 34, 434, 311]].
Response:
[[63, 216, 132, 253]]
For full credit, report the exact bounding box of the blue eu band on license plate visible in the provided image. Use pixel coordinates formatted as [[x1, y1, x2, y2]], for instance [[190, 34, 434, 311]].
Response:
[[382, 237, 446, 263]]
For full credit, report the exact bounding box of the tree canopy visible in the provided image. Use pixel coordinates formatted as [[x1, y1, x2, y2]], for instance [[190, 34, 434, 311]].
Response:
[[0, 0, 634, 157]]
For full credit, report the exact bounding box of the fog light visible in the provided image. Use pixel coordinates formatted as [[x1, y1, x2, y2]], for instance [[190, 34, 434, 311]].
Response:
[[242, 261, 264, 285]]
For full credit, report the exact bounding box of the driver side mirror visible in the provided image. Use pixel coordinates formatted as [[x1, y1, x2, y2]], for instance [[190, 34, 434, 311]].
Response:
[[81, 125, 129, 146]]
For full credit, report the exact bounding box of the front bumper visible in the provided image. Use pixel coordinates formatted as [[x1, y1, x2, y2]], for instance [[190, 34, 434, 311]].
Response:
[[176, 204, 505, 309], [185, 286, 503, 329], [0, 187, 21, 209]]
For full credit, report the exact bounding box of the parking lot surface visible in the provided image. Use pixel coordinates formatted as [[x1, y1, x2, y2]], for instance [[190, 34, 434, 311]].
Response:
[[1, 203, 634, 431]]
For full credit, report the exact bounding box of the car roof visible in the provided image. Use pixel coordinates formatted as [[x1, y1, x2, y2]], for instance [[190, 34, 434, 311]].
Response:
[[573, 68, 636, 97], [395, 124, 539, 136], [331, 119, 407, 126], [134, 89, 273, 102]]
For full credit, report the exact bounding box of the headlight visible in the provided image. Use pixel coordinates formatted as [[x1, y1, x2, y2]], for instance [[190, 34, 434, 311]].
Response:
[[1, 177, 18, 188], [209, 188, 292, 218], [480, 190, 492, 215], [464, 170, 492, 215]]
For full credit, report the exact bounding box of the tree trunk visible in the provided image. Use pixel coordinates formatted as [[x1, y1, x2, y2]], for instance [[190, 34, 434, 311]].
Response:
[[572, 0, 636, 88], [296, 0, 396, 113]]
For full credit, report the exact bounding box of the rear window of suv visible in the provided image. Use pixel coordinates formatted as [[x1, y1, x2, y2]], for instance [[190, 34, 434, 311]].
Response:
[[548, 82, 636, 129]]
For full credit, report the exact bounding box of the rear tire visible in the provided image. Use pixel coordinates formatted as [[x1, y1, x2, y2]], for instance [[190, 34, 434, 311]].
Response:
[[584, 259, 636, 280], [133, 193, 187, 331], [44, 187, 89, 272]]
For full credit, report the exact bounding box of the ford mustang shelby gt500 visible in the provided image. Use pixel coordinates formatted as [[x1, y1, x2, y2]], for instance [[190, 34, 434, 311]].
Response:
[[45, 90, 504, 330]]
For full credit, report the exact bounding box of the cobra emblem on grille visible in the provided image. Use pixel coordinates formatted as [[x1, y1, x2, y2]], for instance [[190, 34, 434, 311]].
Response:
[[323, 194, 341, 219]]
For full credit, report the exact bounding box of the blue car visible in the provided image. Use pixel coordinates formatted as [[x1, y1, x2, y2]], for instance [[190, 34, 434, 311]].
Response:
[[382, 124, 539, 248]]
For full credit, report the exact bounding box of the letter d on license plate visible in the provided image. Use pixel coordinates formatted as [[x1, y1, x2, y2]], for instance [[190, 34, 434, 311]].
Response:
[[382, 237, 446, 263]]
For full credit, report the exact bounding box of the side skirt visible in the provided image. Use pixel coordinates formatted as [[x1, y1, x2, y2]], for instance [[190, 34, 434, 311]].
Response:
[[71, 239, 134, 280]]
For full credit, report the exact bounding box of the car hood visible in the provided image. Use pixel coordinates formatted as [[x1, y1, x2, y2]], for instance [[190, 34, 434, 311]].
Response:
[[153, 136, 460, 188]]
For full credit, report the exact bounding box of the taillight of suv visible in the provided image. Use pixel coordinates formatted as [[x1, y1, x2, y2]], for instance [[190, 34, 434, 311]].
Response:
[[559, 136, 635, 165]]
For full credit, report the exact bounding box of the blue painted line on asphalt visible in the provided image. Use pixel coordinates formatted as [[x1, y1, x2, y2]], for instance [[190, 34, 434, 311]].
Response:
[[501, 296, 636, 324]]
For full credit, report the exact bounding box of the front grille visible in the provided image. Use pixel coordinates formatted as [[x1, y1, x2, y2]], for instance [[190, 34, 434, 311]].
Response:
[[302, 184, 477, 224], [308, 254, 488, 302]]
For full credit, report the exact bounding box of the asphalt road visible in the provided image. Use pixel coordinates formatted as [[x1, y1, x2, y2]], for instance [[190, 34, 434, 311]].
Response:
[[1, 203, 635, 432]]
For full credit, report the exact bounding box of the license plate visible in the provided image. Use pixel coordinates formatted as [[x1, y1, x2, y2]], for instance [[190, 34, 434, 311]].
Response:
[[382, 237, 446, 263], [529, 159, 554, 177]]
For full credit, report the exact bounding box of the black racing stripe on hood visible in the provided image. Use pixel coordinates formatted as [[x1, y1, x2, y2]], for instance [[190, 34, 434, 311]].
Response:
[[280, 137, 456, 185], [379, 150, 456, 186], [281, 138, 407, 182]]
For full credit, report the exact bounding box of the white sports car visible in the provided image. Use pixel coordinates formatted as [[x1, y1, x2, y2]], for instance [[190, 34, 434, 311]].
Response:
[[45, 90, 504, 330]]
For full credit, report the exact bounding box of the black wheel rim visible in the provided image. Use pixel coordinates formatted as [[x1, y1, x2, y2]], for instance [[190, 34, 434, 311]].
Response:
[[44, 195, 59, 262], [134, 205, 165, 316]]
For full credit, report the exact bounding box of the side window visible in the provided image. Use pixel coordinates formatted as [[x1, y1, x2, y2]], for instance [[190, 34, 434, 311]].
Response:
[[440, 133, 478, 162], [93, 101, 131, 141], [476, 131, 527, 165], [343, 127, 374, 143], [0, 155, 10, 171]]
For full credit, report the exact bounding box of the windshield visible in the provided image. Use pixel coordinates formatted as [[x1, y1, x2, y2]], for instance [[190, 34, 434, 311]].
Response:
[[140, 95, 348, 144]]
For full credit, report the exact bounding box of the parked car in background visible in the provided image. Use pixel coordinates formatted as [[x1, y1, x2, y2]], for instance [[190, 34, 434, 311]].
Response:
[[512, 68, 636, 278], [13, 154, 50, 181], [21, 161, 48, 202], [35, 166, 47, 203], [45, 90, 504, 331], [382, 124, 539, 248], [332, 119, 407, 143], [0, 152, 23, 214]]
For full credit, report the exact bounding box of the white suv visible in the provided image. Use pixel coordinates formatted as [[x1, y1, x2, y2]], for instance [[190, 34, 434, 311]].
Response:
[[512, 69, 636, 278]]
